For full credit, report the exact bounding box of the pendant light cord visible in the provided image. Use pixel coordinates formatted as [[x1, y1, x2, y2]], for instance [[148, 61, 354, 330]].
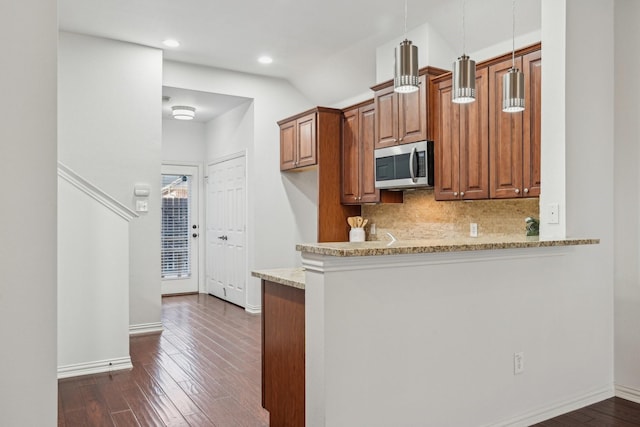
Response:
[[404, 0, 408, 38], [462, 0, 466, 55], [511, 0, 516, 68]]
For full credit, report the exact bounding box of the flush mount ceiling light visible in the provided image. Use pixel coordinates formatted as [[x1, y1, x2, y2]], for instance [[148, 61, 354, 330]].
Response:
[[503, 0, 525, 113], [172, 106, 195, 120], [394, 0, 419, 93], [162, 39, 180, 48], [452, 0, 476, 104], [258, 55, 273, 64]]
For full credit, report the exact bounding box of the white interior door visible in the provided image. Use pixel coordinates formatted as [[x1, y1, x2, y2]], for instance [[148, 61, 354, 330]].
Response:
[[206, 155, 246, 307], [161, 164, 200, 295]]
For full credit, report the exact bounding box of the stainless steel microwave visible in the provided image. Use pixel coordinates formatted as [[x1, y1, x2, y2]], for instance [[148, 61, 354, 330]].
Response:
[[374, 140, 434, 190]]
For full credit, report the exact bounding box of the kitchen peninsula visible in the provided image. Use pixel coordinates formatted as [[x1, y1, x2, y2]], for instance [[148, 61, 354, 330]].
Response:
[[254, 236, 599, 427]]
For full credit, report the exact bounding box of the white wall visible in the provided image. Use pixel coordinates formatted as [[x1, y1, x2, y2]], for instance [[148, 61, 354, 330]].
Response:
[[305, 247, 612, 426], [162, 119, 206, 163], [614, 0, 640, 399], [58, 32, 163, 329], [163, 61, 314, 310], [57, 175, 132, 375], [0, 0, 57, 424]]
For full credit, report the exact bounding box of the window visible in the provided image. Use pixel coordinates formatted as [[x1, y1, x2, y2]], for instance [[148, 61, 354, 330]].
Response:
[[161, 174, 192, 279]]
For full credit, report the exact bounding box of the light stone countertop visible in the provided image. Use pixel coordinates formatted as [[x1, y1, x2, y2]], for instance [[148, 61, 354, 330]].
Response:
[[252, 267, 305, 290], [296, 235, 599, 257]]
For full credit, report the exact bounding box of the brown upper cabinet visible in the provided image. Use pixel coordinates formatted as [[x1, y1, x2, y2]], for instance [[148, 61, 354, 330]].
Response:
[[279, 111, 317, 171], [341, 101, 380, 204], [432, 67, 490, 201], [430, 42, 541, 201], [488, 48, 541, 198], [372, 68, 447, 149]]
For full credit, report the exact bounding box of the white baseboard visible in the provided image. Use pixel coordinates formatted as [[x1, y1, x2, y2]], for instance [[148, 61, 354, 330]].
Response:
[[616, 384, 640, 404], [129, 322, 163, 336], [58, 356, 133, 379], [486, 386, 614, 427], [245, 303, 261, 314]]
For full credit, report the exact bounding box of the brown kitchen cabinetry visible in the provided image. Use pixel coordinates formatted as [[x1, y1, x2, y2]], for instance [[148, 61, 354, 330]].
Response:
[[372, 68, 447, 149], [279, 111, 317, 171], [432, 67, 489, 201], [341, 101, 403, 205], [488, 48, 541, 199], [278, 107, 360, 242], [262, 280, 305, 427]]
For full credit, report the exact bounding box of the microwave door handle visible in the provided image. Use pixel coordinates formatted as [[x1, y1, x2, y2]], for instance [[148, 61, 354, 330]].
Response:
[[409, 147, 418, 183]]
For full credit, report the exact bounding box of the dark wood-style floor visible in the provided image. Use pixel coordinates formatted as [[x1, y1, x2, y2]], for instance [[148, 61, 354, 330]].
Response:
[[58, 294, 268, 426], [58, 294, 640, 426]]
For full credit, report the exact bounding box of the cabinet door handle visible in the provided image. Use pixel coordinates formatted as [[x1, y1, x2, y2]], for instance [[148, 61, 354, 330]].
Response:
[[524, 188, 529, 194], [460, 191, 465, 197], [515, 188, 520, 194], [453, 192, 458, 196]]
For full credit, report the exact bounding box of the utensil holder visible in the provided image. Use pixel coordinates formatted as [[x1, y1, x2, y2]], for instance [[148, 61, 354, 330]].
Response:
[[349, 228, 365, 242]]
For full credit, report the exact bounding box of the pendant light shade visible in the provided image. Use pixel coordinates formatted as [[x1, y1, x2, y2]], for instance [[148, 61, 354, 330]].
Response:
[[394, 0, 419, 94], [503, 0, 524, 113], [394, 39, 419, 93], [502, 68, 525, 112], [452, 54, 476, 103], [452, 0, 476, 103]]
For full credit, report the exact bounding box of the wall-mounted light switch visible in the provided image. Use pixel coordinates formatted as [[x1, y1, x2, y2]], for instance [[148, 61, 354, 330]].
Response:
[[136, 199, 149, 212], [470, 223, 478, 237]]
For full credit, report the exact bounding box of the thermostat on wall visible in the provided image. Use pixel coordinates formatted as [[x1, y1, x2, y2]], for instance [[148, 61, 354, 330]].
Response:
[[134, 183, 150, 197]]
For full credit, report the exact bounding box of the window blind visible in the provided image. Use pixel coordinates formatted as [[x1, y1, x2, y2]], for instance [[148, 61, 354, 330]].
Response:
[[161, 174, 191, 279]]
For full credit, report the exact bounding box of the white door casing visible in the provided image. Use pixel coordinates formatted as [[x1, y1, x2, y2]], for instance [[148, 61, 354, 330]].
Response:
[[161, 164, 200, 295], [206, 154, 247, 307]]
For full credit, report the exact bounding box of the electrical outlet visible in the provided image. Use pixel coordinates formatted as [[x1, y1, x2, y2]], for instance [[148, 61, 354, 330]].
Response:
[[470, 223, 478, 237], [514, 352, 524, 375], [547, 203, 559, 224], [370, 223, 376, 235]]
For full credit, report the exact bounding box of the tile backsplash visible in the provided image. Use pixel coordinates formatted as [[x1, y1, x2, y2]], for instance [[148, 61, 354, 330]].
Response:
[[361, 189, 539, 241]]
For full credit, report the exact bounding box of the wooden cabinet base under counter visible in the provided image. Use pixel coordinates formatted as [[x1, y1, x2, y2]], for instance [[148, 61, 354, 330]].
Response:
[[261, 279, 305, 427]]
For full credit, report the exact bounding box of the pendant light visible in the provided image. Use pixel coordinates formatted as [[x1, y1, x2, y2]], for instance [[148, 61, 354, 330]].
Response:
[[503, 0, 525, 112], [394, 0, 419, 93], [452, 0, 476, 104]]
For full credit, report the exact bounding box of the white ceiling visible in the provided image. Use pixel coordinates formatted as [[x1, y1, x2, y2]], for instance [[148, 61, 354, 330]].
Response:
[[59, 0, 541, 115]]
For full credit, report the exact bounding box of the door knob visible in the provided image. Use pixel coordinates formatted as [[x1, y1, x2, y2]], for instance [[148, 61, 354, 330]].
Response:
[[192, 224, 197, 229], [192, 233, 198, 238]]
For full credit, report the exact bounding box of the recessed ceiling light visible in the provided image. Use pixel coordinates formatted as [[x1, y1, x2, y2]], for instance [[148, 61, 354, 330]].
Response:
[[258, 56, 273, 64], [163, 39, 180, 48]]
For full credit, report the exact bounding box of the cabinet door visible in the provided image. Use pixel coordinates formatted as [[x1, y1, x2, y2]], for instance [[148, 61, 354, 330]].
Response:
[[375, 85, 399, 148], [341, 108, 360, 204], [296, 113, 317, 168], [459, 67, 489, 200], [489, 57, 524, 199], [359, 102, 380, 203], [522, 50, 542, 197], [399, 73, 428, 144], [433, 78, 461, 201], [280, 119, 297, 171]]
